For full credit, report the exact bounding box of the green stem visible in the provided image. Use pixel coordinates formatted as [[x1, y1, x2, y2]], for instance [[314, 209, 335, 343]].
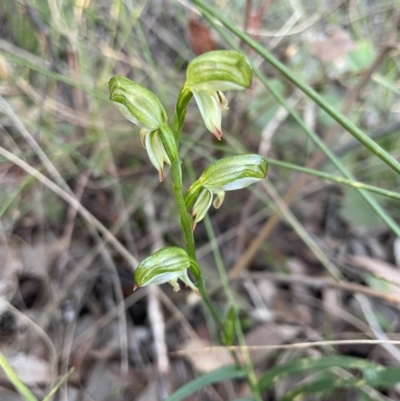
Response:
[[170, 159, 196, 258], [173, 86, 193, 144], [162, 125, 224, 328], [204, 216, 262, 401], [265, 158, 400, 202], [196, 276, 223, 327], [191, 0, 400, 176]]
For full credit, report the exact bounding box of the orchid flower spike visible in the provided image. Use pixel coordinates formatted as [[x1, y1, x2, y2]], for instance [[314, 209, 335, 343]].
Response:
[[184, 50, 252, 140], [109, 76, 174, 181], [185, 154, 268, 229], [133, 246, 200, 294]]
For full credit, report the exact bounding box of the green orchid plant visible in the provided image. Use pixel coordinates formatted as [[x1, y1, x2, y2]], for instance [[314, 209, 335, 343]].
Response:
[[109, 49, 267, 313]]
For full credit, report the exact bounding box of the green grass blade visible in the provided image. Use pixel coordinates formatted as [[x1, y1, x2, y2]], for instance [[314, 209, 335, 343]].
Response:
[[265, 158, 400, 202], [365, 366, 400, 387], [0, 354, 38, 401], [278, 367, 400, 401], [42, 368, 74, 401], [278, 377, 362, 401], [165, 365, 246, 401], [190, 0, 400, 176], [200, 10, 400, 238], [258, 356, 384, 392], [0, 51, 108, 101], [203, 215, 263, 400]]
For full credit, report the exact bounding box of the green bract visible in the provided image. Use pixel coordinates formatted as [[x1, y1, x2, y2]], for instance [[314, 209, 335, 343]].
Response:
[[185, 154, 268, 228], [183, 50, 252, 140], [108, 76, 174, 180], [133, 246, 199, 293]]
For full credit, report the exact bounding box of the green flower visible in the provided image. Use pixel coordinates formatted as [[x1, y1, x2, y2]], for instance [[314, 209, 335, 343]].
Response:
[[133, 246, 199, 294], [185, 154, 268, 228], [184, 50, 252, 139], [109, 76, 173, 180]]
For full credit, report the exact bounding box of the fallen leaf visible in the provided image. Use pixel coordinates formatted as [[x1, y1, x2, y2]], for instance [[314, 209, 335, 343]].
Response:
[[0, 353, 50, 384], [183, 338, 234, 372], [348, 255, 400, 294], [188, 18, 216, 55], [245, 323, 301, 357], [310, 29, 355, 63]]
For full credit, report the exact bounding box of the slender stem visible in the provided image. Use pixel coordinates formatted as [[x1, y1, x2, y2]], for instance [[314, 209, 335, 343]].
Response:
[[204, 216, 262, 401], [196, 277, 223, 327], [170, 160, 196, 258], [265, 158, 400, 202], [162, 125, 224, 328]]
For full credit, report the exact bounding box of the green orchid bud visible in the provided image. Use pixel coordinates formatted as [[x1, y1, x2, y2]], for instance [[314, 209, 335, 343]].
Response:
[[185, 154, 268, 227], [133, 246, 199, 294], [109, 76, 168, 130], [109, 76, 177, 179], [183, 50, 252, 139]]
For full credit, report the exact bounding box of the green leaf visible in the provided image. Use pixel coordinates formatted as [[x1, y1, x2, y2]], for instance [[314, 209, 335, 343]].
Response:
[[258, 356, 384, 392], [340, 187, 381, 228], [345, 41, 376, 72], [278, 367, 400, 401], [278, 376, 360, 401], [0, 354, 38, 401], [165, 365, 246, 401]]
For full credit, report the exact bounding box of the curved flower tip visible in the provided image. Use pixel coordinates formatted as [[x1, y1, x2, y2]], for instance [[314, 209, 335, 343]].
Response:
[[192, 91, 228, 140], [145, 130, 171, 181], [109, 76, 175, 179]]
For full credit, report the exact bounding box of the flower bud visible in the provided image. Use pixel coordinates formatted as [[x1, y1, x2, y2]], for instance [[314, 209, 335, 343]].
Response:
[[109, 76, 177, 179], [183, 50, 252, 139], [108, 76, 167, 130], [133, 246, 199, 293], [185, 154, 268, 227]]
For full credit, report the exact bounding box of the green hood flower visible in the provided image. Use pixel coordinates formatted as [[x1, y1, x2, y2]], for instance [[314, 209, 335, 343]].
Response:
[[184, 50, 252, 139], [185, 154, 268, 228], [133, 246, 199, 294], [109, 76, 174, 180]]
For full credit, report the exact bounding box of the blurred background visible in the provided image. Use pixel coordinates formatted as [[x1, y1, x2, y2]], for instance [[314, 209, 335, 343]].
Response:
[[1, 0, 400, 400]]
